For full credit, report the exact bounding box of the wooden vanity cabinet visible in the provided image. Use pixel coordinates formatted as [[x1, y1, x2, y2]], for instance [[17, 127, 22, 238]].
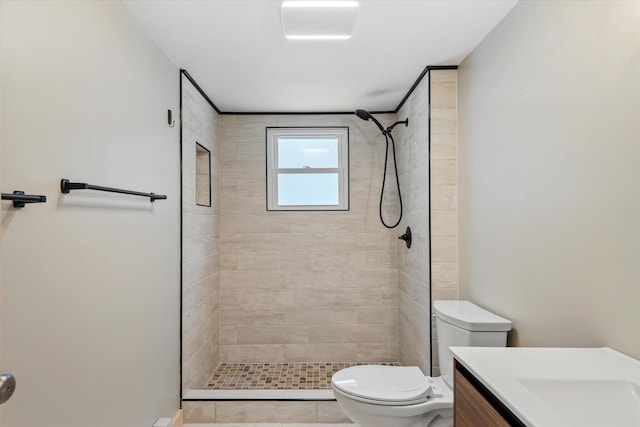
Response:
[[454, 360, 526, 427]]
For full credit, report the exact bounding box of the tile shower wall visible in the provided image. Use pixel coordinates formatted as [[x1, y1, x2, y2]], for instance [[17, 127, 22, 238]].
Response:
[[182, 75, 220, 393], [218, 114, 399, 363], [395, 69, 459, 376], [395, 74, 431, 374], [429, 70, 459, 375]]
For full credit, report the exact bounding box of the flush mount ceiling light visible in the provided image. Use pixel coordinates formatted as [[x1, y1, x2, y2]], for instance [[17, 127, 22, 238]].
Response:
[[281, 1, 359, 40]]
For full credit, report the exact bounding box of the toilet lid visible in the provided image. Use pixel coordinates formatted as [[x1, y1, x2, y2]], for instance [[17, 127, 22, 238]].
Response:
[[331, 365, 432, 404]]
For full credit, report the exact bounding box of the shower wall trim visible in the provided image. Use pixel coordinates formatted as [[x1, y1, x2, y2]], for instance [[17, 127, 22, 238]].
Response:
[[179, 65, 458, 116], [179, 69, 184, 405], [395, 65, 458, 114], [427, 70, 433, 378], [180, 69, 222, 114]]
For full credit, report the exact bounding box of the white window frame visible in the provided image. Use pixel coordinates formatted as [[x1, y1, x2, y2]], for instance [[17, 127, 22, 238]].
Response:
[[266, 127, 349, 211]]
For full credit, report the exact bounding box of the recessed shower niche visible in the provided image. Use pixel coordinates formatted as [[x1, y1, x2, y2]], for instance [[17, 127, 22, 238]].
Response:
[[195, 142, 211, 207]]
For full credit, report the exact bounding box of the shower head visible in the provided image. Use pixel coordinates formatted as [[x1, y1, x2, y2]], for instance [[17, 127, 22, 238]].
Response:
[[355, 109, 386, 134], [355, 109, 371, 121]]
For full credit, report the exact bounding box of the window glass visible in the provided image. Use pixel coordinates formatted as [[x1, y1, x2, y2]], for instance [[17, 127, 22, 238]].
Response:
[[277, 137, 339, 169], [277, 173, 339, 206]]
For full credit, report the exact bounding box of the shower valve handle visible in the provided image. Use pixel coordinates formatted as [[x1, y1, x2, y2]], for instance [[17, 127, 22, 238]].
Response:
[[398, 226, 412, 249]]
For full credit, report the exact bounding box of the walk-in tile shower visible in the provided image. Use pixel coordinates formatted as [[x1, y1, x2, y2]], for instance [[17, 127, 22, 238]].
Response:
[[180, 69, 459, 408]]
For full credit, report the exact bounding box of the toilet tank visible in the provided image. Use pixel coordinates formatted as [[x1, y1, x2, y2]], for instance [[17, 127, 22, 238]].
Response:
[[433, 300, 511, 389]]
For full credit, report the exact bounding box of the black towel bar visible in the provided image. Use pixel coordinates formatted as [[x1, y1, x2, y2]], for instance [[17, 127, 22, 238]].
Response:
[[1, 191, 47, 208], [60, 179, 167, 202]]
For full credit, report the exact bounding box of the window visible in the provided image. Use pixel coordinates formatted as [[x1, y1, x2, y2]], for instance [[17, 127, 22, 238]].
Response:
[[266, 127, 349, 211]]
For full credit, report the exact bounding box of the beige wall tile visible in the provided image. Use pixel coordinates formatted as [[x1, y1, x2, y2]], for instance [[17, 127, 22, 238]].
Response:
[[429, 70, 458, 372], [431, 185, 457, 211], [221, 214, 310, 234], [236, 326, 310, 344], [182, 76, 220, 393], [342, 269, 398, 288], [220, 289, 295, 307], [294, 288, 383, 307], [432, 288, 458, 301], [220, 271, 286, 289], [309, 325, 383, 343], [398, 271, 430, 310], [220, 344, 285, 363], [284, 270, 344, 289], [431, 236, 457, 263], [317, 401, 352, 423], [219, 307, 285, 327], [182, 402, 216, 423], [215, 401, 316, 423], [217, 142, 236, 161], [431, 210, 458, 237], [284, 343, 358, 362], [430, 69, 457, 83], [395, 69, 459, 374], [357, 343, 400, 362], [218, 114, 400, 365], [431, 159, 457, 186], [235, 251, 309, 271], [219, 326, 237, 345], [236, 142, 266, 161], [357, 306, 398, 326], [432, 262, 458, 289], [430, 108, 457, 134], [430, 82, 457, 108], [283, 344, 308, 362], [284, 306, 357, 326], [183, 256, 216, 288], [218, 195, 265, 215], [430, 133, 457, 160]]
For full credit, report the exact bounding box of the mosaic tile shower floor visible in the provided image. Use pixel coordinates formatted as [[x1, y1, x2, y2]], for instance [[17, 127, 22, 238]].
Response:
[[205, 362, 399, 390]]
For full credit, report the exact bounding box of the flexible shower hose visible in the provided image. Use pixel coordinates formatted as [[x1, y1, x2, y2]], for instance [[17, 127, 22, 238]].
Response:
[[379, 132, 403, 229]]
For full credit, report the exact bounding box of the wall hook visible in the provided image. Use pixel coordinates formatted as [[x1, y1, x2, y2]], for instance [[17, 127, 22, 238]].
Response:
[[168, 109, 175, 128]]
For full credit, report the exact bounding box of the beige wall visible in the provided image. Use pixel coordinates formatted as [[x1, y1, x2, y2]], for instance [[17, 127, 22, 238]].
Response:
[[217, 114, 399, 363], [429, 70, 459, 375], [0, 1, 180, 425], [395, 76, 431, 374], [458, 1, 640, 358], [181, 75, 220, 392]]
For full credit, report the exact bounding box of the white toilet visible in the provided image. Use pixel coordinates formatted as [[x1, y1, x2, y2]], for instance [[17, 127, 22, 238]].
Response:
[[331, 300, 512, 427]]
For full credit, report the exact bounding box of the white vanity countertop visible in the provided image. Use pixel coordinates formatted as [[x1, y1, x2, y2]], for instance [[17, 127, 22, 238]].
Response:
[[450, 346, 640, 427]]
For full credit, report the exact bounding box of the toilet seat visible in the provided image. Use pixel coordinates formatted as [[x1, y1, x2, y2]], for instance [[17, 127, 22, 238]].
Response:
[[331, 365, 433, 406]]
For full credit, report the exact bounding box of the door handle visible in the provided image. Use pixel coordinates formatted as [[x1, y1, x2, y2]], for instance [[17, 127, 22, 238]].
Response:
[[0, 373, 16, 404]]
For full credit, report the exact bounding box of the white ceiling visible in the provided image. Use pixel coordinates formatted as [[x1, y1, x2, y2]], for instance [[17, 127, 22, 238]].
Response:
[[123, 0, 518, 113]]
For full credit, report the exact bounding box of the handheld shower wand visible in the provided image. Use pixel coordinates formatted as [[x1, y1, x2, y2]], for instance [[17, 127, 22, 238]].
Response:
[[355, 109, 386, 134], [355, 109, 409, 229], [355, 109, 408, 136]]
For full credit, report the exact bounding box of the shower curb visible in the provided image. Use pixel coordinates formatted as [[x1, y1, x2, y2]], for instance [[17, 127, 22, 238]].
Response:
[[182, 397, 350, 424]]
